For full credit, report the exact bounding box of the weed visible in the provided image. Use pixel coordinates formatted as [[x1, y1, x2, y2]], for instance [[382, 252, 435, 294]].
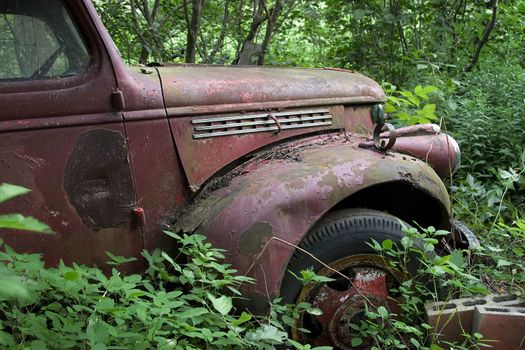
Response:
[[349, 226, 492, 349], [0, 230, 331, 349]]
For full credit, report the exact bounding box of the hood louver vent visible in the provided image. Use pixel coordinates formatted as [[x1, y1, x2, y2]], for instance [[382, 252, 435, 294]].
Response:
[[192, 108, 332, 139]]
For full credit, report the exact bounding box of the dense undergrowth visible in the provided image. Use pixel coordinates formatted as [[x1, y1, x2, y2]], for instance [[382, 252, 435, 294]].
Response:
[[445, 60, 525, 296], [387, 58, 525, 297], [0, 232, 330, 350], [340, 54, 525, 348]]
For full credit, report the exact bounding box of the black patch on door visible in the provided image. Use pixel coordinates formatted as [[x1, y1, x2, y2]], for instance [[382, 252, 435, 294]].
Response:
[[64, 129, 135, 230]]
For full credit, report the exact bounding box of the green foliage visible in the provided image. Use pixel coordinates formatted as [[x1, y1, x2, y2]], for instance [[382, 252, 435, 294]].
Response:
[[384, 83, 440, 125], [0, 232, 328, 349], [0, 183, 31, 202], [355, 226, 493, 349], [93, 0, 522, 81], [94, 0, 186, 64], [0, 184, 53, 302], [352, 178, 525, 349], [0, 184, 52, 234], [443, 61, 525, 177], [453, 164, 525, 295], [290, 267, 336, 286], [0, 214, 53, 233]]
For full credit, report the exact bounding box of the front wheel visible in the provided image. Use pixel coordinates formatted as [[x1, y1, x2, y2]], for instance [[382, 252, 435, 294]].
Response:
[[280, 209, 424, 349]]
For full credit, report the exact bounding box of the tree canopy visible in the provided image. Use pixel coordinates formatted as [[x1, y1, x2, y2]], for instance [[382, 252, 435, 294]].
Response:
[[94, 0, 524, 84]]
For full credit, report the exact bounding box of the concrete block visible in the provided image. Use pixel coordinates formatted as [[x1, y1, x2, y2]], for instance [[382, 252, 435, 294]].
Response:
[[425, 294, 525, 347], [472, 305, 525, 350]]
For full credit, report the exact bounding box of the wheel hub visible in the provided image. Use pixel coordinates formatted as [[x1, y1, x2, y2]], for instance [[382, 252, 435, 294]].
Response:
[[330, 295, 387, 349], [292, 255, 404, 349]]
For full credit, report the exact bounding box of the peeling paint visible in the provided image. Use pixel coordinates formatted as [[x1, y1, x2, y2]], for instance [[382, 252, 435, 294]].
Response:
[[238, 222, 273, 256], [174, 133, 451, 300], [64, 129, 135, 230]]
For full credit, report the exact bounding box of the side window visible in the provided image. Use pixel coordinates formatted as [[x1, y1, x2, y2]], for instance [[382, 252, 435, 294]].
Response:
[[0, 0, 90, 81]]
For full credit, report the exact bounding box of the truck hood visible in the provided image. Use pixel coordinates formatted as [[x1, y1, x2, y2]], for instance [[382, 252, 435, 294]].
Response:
[[156, 65, 386, 116]]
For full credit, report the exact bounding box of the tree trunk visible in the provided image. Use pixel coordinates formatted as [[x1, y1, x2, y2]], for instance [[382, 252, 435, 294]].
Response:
[[465, 0, 498, 72], [207, 0, 231, 63], [233, 0, 267, 64], [129, 0, 164, 63], [184, 0, 205, 63], [257, 0, 285, 65]]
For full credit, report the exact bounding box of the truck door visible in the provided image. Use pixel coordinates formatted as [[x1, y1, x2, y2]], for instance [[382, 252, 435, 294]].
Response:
[[0, 0, 142, 269]]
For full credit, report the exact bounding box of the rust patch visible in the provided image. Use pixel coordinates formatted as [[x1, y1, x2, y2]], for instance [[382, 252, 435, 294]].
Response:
[[238, 222, 273, 256], [200, 168, 249, 198], [398, 171, 415, 184], [261, 146, 303, 162], [64, 129, 134, 230], [0, 150, 46, 170]]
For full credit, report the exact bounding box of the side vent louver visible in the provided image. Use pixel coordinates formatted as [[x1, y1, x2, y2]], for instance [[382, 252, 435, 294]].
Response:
[[192, 108, 332, 139]]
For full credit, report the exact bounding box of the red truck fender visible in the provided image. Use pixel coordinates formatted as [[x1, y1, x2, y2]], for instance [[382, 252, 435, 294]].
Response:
[[174, 133, 451, 305]]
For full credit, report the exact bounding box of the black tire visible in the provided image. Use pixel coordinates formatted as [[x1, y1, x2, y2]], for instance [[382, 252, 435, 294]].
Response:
[[280, 209, 425, 349]]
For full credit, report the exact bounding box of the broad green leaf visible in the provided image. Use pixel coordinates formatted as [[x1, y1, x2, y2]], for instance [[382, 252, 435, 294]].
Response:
[[468, 283, 489, 294], [417, 103, 438, 121], [64, 271, 79, 281], [410, 338, 421, 347], [397, 112, 412, 121], [408, 95, 420, 107], [448, 250, 465, 269], [399, 90, 414, 99], [415, 85, 429, 100], [429, 265, 447, 276], [382, 239, 393, 250], [232, 311, 252, 326], [183, 269, 195, 281], [286, 339, 303, 349], [377, 306, 388, 318], [496, 259, 512, 268], [419, 103, 437, 118], [0, 271, 30, 300], [0, 183, 31, 203], [423, 85, 438, 94], [349, 323, 360, 331], [96, 297, 115, 310], [247, 325, 287, 343], [422, 103, 436, 113], [424, 243, 435, 252], [177, 307, 208, 319], [401, 236, 411, 248], [163, 230, 181, 240], [306, 307, 323, 316], [105, 252, 137, 266], [351, 337, 363, 347], [384, 102, 397, 113], [297, 268, 335, 284], [0, 214, 52, 233], [207, 293, 233, 316]]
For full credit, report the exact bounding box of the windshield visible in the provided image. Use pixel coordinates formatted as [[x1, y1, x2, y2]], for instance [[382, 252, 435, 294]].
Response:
[[0, 0, 90, 81]]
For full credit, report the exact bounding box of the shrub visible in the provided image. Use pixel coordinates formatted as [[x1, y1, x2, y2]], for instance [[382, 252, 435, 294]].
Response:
[[0, 232, 327, 350], [442, 61, 525, 177], [351, 226, 492, 350]]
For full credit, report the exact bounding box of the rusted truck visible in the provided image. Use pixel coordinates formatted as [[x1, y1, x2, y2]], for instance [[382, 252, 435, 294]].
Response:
[[0, 0, 476, 348]]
